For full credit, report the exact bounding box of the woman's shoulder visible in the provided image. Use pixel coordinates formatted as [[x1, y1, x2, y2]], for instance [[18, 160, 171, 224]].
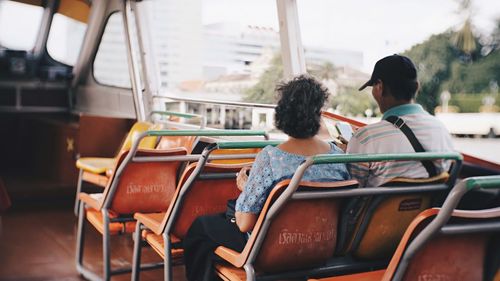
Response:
[[263, 142, 342, 157], [253, 145, 275, 162], [260, 145, 276, 155]]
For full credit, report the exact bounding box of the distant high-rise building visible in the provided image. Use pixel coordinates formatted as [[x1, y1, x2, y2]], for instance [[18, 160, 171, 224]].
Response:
[[147, 0, 202, 89], [201, 22, 363, 81], [98, 1, 363, 90], [202, 23, 279, 80]]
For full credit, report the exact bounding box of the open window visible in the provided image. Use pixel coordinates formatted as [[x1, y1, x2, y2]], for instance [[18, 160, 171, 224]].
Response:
[[46, 0, 90, 66], [0, 0, 44, 51], [93, 12, 131, 88]]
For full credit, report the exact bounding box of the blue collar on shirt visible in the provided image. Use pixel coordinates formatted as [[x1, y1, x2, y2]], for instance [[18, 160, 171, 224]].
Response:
[[382, 103, 427, 120]]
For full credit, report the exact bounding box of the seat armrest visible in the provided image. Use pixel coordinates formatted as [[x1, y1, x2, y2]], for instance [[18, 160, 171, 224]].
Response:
[[79, 192, 102, 210], [134, 212, 166, 235], [215, 245, 244, 267]]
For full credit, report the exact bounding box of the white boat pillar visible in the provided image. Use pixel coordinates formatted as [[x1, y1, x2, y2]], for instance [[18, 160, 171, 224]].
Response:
[[276, 0, 306, 79], [122, 0, 146, 121]]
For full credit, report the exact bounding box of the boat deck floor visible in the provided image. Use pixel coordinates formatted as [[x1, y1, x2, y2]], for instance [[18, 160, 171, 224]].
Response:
[[0, 204, 186, 281]]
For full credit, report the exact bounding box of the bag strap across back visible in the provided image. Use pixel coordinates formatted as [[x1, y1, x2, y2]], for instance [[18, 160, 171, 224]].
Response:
[[386, 115, 437, 177]]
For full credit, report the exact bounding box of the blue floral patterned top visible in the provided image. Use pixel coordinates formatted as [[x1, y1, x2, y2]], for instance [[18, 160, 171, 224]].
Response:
[[235, 143, 350, 214]]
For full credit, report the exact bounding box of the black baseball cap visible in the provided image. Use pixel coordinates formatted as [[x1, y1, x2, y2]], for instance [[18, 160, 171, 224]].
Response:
[[359, 54, 417, 91]]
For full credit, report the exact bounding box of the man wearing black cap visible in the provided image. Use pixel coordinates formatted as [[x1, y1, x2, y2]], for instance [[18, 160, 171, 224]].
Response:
[[346, 54, 454, 187]]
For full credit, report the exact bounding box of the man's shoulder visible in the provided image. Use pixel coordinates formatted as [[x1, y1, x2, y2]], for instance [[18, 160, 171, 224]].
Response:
[[404, 113, 450, 134], [352, 120, 393, 139]]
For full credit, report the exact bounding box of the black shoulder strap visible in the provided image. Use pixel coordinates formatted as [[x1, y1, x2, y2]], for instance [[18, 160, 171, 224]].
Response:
[[385, 115, 437, 177]]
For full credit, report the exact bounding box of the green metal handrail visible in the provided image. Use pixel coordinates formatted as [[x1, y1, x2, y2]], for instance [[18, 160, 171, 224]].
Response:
[[465, 175, 500, 191], [312, 152, 463, 165]]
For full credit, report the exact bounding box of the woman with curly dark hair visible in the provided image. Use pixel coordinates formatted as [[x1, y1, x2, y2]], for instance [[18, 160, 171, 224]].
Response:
[[183, 75, 350, 281]]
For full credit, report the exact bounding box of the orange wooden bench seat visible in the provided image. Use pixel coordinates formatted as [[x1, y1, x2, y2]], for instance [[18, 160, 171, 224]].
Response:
[[134, 212, 165, 234], [310, 208, 500, 281], [213, 152, 463, 281], [129, 138, 277, 281], [74, 121, 160, 215], [214, 179, 359, 281], [338, 172, 450, 260], [309, 176, 500, 281], [215, 264, 248, 281], [133, 212, 184, 259], [85, 209, 136, 235], [132, 161, 247, 281], [142, 230, 183, 260], [75, 147, 187, 281]]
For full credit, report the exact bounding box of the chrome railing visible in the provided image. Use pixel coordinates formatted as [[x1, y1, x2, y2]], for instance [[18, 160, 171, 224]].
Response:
[[153, 94, 277, 130], [153, 95, 276, 109]]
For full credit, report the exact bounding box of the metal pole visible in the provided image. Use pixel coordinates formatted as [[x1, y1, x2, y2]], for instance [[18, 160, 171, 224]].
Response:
[[122, 0, 146, 121], [131, 1, 160, 118], [276, 0, 306, 79], [33, 0, 57, 57], [72, 0, 109, 88], [131, 223, 143, 281]]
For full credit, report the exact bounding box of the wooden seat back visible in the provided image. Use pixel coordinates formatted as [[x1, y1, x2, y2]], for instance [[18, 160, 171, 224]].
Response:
[[164, 162, 246, 239], [245, 180, 358, 273], [210, 148, 260, 164], [340, 173, 449, 260], [101, 147, 187, 214], [383, 207, 500, 281], [156, 135, 198, 153]]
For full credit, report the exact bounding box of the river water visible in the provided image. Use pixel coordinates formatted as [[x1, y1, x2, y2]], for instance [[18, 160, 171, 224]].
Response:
[[453, 137, 500, 164]]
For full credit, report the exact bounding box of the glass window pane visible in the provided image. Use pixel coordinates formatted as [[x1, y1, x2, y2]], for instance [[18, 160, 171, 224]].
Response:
[[145, 0, 281, 102], [47, 13, 87, 65], [0, 1, 44, 51], [93, 12, 131, 88], [296, 0, 500, 117]]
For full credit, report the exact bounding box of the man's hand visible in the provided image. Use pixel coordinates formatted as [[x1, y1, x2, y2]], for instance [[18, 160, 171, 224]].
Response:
[[236, 166, 251, 192], [337, 135, 348, 152]]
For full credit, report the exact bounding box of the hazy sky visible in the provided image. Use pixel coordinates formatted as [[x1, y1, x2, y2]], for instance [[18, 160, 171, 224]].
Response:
[[1, 0, 498, 73], [203, 0, 500, 72]]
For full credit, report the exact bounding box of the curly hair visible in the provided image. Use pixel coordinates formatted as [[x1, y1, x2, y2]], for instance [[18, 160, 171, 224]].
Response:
[[274, 75, 329, 139]]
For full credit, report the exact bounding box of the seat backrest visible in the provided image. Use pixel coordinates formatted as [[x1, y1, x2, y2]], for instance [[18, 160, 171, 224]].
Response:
[[101, 147, 187, 214], [340, 172, 449, 260], [119, 121, 158, 154], [382, 207, 500, 281], [156, 135, 198, 153], [241, 179, 358, 274], [165, 162, 246, 239], [209, 148, 261, 164]]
